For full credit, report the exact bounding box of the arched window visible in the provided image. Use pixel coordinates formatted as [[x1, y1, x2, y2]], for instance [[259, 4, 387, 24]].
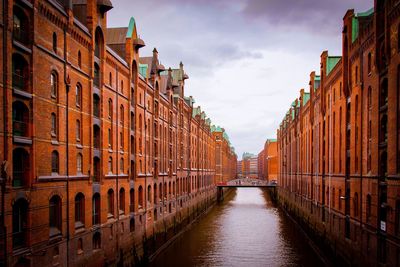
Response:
[[12, 53, 29, 91], [366, 194, 372, 222], [12, 101, 29, 137], [76, 83, 82, 107], [13, 6, 29, 44], [51, 113, 57, 137], [129, 188, 134, 213], [51, 71, 58, 98], [78, 51, 82, 68], [93, 125, 100, 149], [120, 157, 124, 173], [51, 150, 59, 174], [12, 198, 28, 248], [120, 105, 124, 125], [108, 99, 113, 119], [49, 195, 62, 236], [92, 193, 100, 225], [108, 157, 113, 174], [138, 186, 143, 208], [94, 63, 100, 88], [93, 157, 100, 182], [93, 94, 100, 117], [75, 193, 85, 228], [367, 53, 372, 74], [130, 217, 135, 232], [76, 120, 81, 141], [119, 188, 125, 214], [353, 192, 359, 217], [52, 33, 57, 53], [147, 185, 151, 204], [12, 148, 29, 187], [107, 189, 114, 216], [153, 183, 157, 204], [92, 232, 101, 250], [77, 153, 82, 173]]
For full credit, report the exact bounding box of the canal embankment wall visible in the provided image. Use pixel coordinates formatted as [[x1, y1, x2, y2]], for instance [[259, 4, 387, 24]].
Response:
[[275, 187, 381, 267], [100, 187, 234, 267]]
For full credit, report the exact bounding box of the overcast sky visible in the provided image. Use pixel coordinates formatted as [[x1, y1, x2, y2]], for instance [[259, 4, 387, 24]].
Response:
[[108, 0, 372, 159]]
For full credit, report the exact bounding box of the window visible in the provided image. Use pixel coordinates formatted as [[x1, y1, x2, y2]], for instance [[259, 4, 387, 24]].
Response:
[[77, 238, 83, 254], [93, 125, 100, 149], [120, 80, 123, 93], [108, 128, 112, 147], [12, 199, 28, 248], [130, 218, 135, 232], [130, 189, 135, 213], [76, 84, 82, 107], [120, 105, 124, 125], [52, 33, 57, 53], [107, 189, 114, 216], [92, 232, 101, 250], [109, 72, 112, 86], [120, 132, 123, 148], [12, 101, 29, 137], [92, 193, 100, 225], [138, 186, 143, 209], [94, 63, 100, 88], [366, 194, 372, 223], [368, 53, 372, 74], [76, 120, 81, 141], [12, 148, 29, 187], [108, 99, 113, 119], [339, 189, 342, 210], [119, 188, 125, 214], [13, 7, 29, 44], [75, 193, 85, 228], [77, 153, 82, 173], [396, 199, 400, 236], [93, 157, 100, 182], [51, 72, 58, 98], [120, 157, 124, 173], [12, 54, 28, 91], [354, 192, 359, 217], [51, 113, 57, 137], [108, 157, 113, 173], [49, 195, 62, 236], [51, 151, 59, 174], [147, 185, 151, 204], [93, 94, 100, 117], [78, 51, 82, 68]]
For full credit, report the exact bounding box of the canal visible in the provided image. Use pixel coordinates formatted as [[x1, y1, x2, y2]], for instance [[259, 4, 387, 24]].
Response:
[[149, 188, 325, 267]]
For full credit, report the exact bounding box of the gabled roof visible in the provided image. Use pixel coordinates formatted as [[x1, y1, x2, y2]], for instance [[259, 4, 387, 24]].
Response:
[[326, 56, 341, 76], [352, 7, 374, 43], [106, 27, 128, 45]]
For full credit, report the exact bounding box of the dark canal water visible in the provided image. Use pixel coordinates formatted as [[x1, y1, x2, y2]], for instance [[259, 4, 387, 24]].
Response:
[[150, 188, 324, 267]]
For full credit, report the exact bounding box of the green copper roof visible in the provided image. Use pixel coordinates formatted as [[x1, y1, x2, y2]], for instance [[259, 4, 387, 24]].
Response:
[[139, 63, 148, 78], [352, 16, 359, 43], [201, 112, 206, 120], [192, 106, 201, 118], [314, 75, 320, 91], [303, 92, 310, 104], [352, 8, 374, 43], [326, 56, 341, 76], [126, 17, 136, 38], [206, 118, 211, 125], [267, 138, 277, 142]]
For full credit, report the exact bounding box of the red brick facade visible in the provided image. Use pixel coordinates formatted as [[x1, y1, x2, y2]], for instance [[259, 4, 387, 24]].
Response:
[[0, 1, 237, 266], [258, 139, 277, 181], [277, 2, 400, 266]]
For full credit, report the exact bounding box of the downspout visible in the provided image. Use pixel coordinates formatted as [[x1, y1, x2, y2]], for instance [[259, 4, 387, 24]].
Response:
[[63, 26, 71, 267], [1, 0, 8, 265], [115, 65, 119, 261]]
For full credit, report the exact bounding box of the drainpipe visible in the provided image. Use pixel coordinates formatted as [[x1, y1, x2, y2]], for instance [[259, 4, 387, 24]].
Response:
[[63, 25, 71, 267], [115, 65, 119, 262], [1, 0, 8, 265]]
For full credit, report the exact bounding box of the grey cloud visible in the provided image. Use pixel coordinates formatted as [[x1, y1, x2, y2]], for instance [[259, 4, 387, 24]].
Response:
[[241, 0, 373, 33]]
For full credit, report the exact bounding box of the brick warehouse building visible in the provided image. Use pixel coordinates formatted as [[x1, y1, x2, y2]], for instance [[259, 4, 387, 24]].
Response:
[[0, 0, 237, 266], [277, 1, 400, 266], [258, 139, 277, 181]]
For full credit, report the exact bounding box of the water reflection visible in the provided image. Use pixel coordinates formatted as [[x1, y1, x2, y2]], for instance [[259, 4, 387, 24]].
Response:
[[150, 188, 323, 267]]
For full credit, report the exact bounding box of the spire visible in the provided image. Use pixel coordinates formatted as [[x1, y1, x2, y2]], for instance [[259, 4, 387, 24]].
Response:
[[151, 47, 158, 75], [167, 67, 173, 90]]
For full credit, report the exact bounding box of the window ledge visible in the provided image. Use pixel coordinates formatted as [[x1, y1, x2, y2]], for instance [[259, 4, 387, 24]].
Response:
[[51, 140, 59, 145], [76, 144, 83, 149]]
